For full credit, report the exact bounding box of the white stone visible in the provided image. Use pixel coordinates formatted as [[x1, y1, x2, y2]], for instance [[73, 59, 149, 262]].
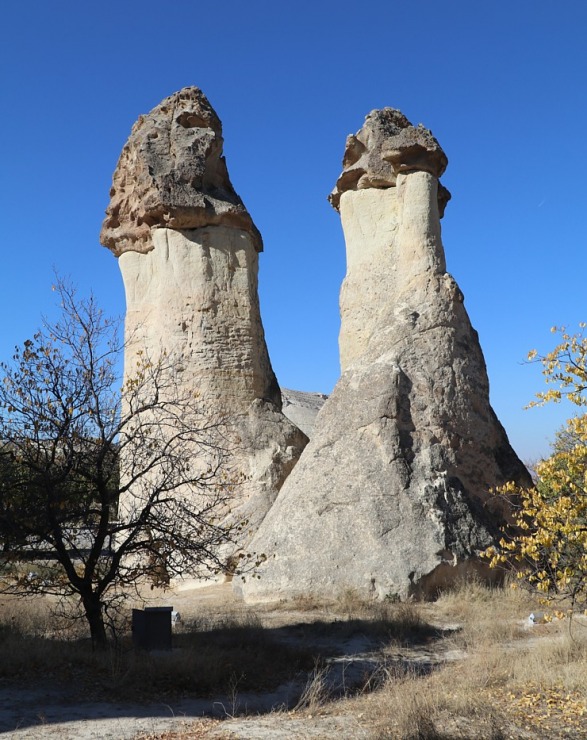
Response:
[[237, 111, 530, 603], [102, 89, 307, 557], [118, 226, 306, 537]]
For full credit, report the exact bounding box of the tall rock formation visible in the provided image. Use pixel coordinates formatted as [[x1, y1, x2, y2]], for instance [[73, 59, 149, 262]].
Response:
[[101, 87, 307, 544], [238, 108, 530, 602]]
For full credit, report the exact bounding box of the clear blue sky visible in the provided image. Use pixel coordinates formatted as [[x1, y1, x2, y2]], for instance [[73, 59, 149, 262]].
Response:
[[1, 1, 585, 462]]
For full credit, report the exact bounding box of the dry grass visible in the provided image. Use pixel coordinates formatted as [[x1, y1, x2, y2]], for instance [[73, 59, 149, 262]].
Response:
[[277, 587, 433, 645], [370, 656, 509, 739], [369, 578, 587, 739], [3, 579, 587, 738], [294, 661, 331, 712], [0, 586, 439, 712], [0, 593, 316, 702], [0, 594, 93, 681]]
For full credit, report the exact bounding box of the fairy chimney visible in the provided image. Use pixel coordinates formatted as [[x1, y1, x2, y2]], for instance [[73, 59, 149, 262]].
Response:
[[238, 108, 530, 602], [101, 87, 307, 545]]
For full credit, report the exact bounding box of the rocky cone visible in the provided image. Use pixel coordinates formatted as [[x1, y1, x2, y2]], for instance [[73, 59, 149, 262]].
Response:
[[238, 108, 531, 602]]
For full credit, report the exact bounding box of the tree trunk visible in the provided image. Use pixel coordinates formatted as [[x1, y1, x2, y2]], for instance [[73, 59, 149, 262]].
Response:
[[81, 592, 108, 649]]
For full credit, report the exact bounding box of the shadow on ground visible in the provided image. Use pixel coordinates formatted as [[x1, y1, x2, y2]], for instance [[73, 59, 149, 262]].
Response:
[[0, 616, 459, 737]]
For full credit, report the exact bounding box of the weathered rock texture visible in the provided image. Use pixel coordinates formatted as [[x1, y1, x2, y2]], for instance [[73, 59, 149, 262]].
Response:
[[238, 108, 530, 602], [101, 88, 307, 541], [101, 87, 261, 255]]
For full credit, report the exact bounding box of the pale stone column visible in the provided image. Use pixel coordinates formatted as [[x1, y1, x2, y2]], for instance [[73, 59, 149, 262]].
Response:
[[238, 108, 531, 603], [119, 226, 278, 409], [101, 88, 307, 561]]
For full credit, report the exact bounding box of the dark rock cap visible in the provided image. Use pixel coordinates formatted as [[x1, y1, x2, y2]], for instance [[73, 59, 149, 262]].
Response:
[[101, 87, 262, 256], [329, 108, 450, 215]]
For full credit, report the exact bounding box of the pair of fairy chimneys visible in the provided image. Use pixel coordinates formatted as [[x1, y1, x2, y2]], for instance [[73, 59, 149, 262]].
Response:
[[100, 88, 530, 600], [100, 88, 451, 412]]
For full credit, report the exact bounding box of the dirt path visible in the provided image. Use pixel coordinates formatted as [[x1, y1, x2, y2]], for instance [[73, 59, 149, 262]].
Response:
[[1, 693, 372, 740], [0, 583, 459, 739]]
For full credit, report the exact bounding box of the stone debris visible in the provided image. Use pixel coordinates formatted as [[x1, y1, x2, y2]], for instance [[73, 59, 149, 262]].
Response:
[[238, 108, 531, 602], [281, 388, 328, 438]]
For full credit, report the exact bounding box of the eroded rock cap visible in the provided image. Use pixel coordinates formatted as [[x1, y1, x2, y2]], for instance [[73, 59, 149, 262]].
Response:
[[329, 108, 450, 214], [101, 87, 262, 255]]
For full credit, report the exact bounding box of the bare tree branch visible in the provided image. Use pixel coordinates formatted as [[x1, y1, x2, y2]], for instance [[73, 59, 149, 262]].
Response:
[[0, 278, 243, 648]]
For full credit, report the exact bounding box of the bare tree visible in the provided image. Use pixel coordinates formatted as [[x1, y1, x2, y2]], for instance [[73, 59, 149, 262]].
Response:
[[0, 280, 241, 648]]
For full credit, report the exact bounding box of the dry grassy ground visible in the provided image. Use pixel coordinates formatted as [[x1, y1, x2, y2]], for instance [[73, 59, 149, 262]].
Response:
[[1, 580, 586, 739]]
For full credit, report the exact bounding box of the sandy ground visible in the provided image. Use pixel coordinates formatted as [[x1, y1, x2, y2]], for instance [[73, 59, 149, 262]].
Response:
[[0, 583, 458, 740]]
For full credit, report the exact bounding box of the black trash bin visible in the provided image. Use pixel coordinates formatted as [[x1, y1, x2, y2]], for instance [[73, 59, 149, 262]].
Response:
[[132, 606, 173, 651]]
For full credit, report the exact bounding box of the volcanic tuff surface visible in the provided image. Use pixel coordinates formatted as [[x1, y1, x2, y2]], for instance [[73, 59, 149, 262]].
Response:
[[101, 88, 307, 543], [101, 87, 261, 256], [238, 108, 531, 602]]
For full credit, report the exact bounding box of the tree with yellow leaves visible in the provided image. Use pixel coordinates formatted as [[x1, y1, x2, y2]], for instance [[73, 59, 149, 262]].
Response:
[[486, 325, 587, 611]]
